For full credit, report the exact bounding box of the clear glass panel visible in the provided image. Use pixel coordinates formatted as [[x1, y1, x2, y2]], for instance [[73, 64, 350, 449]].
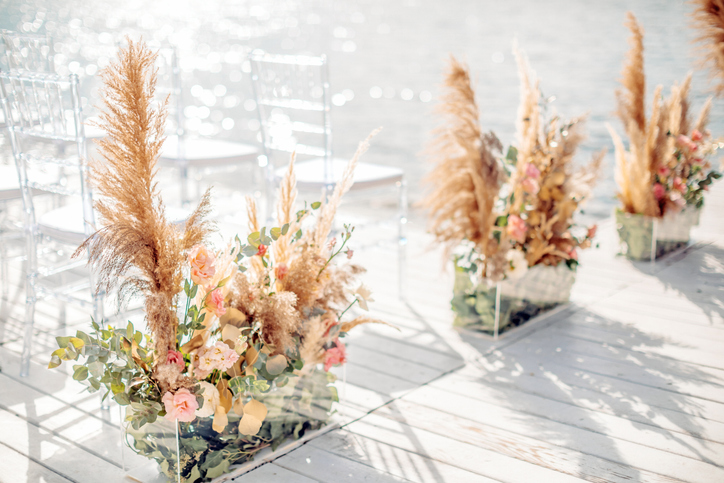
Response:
[[615, 207, 699, 260]]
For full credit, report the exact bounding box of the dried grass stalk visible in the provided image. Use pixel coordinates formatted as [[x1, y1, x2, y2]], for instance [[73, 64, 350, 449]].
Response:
[[75, 39, 212, 392], [423, 56, 505, 262], [691, 0, 724, 96]]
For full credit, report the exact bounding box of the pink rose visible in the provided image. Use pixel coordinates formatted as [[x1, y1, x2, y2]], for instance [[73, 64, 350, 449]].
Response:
[[166, 350, 185, 372], [653, 183, 666, 200], [676, 135, 692, 148], [188, 245, 216, 286], [567, 247, 578, 261], [506, 215, 528, 244], [323, 340, 347, 371], [521, 177, 540, 195], [275, 263, 288, 280], [691, 129, 703, 142], [205, 288, 227, 318], [525, 163, 541, 179], [162, 388, 198, 422], [657, 166, 670, 177]]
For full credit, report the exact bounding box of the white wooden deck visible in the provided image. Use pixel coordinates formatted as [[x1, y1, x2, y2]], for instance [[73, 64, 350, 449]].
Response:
[[2, 182, 724, 482]]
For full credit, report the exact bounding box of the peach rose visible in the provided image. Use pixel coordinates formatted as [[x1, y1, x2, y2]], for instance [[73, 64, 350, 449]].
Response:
[[188, 245, 216, 286], [506, 215, 528, 244], [162, 388, 198, 422], [274, 263, 289, 280], [166, 350, 185, 372], [205, 288, 227, 318], [324, 340, 347, 371]]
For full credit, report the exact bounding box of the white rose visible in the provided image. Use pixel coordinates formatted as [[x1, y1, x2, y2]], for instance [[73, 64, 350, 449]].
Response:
[[505, 249, 529, 281], [195, 381, 220, 418]]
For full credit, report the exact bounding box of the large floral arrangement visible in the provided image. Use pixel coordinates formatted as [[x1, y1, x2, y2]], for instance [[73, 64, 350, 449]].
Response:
[[423, 51, 601, 331], [608, 12, 721, 219], [48, 40, 387, 482]]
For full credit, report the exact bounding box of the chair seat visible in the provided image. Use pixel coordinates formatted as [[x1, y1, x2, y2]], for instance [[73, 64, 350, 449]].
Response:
[[38, 203, 192, 245], [277, 158, 404, 191], [159, 136, 259, 168], [0, 165, 22, 202]]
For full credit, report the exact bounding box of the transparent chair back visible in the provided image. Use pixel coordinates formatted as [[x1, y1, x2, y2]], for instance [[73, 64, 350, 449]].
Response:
[[0, 70, 102, 376], [1, 30, 55, 73], [249, 50, 334, 183]]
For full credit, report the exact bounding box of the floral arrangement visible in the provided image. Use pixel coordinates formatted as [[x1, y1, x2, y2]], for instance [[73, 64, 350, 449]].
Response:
[[608, 12, 721, 219], [48, 40, 388, 482], [423, 51, 601, 332]]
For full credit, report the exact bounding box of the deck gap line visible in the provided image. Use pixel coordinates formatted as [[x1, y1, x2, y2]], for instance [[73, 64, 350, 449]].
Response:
[[0, 439, 80, 483]]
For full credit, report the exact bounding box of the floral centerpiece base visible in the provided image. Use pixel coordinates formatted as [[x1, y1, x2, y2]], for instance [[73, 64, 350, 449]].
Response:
[[452, 262, 575, 335], [123, 368, 338, 483], [616, 206, 700, 261]]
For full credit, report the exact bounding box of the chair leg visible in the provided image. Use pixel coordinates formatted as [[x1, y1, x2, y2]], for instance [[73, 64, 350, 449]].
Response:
[[20, 228, 38, 378], [397, 178, 408, 300]]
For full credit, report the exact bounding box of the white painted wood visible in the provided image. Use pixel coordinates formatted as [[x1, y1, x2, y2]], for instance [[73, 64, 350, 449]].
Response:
[[0, 443, 74, 483]]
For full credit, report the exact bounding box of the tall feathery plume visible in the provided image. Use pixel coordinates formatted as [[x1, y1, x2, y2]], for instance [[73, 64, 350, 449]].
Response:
[[422, 56, 505, 263], [75, 39, 212, 393], [273, 153, 297, 267], [610, 12, 659, 217], [513, 45, 542, 173], [312, 128, 381, 248], [691, 0, 724, 96]]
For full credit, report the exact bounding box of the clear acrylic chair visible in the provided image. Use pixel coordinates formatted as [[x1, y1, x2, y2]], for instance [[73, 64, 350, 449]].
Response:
[[248, 50, 407, 297], [0, 70, 104, 377], [1, 30, 55, 73], [154, 46, 261, 205]]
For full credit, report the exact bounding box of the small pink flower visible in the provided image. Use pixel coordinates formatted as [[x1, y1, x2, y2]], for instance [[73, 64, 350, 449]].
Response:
[[521, 177, 540, 195], [323, 340, 347, 371], [587, 225, 598, 240], [653, 183, 666, 200], [673, 177, 686, 192], [506, 215, 528, 244], [256, 244, 267, 257], [346, 248, 354, 260], [188, 245, 216, 286], [327, 237, 337, 251], [275, 263, 288, 280], [205, 288, 227, 318], [525, 163, 541, 179], [657, 166, 670, 177], [691, 129, 703, 142], [166, 350, 185, 372], [676, 135, 692, 148], [162, 388, 198, 422], [567, 247, 578, 261]]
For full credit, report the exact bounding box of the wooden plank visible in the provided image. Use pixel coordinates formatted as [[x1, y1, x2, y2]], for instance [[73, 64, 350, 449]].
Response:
[[307, 429, 498, 483], [448, 363, 724, 445], [370, 397, 699, 483], [233, 463, 319, 482], [0, 409, 125, 483], [411, 377, 724, 467], [0, 442, 73, 483], [272, 444, 413, 482], [341, 409, 589, 483], [499, 330, 724, 408], [344, 344, 448, 385]]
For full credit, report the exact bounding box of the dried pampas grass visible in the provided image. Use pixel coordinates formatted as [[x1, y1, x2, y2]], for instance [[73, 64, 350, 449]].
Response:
[[691, 0, 724, 96], [611, 12, 713, 217], [423, 56, 505, 264], [75, 39, 212, 391]]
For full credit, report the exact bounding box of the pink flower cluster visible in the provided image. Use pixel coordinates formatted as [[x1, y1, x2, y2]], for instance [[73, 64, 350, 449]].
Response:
[[194, 341, 239, 378], [323, 339, 347, 371], [205, 288, 226, 318]]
